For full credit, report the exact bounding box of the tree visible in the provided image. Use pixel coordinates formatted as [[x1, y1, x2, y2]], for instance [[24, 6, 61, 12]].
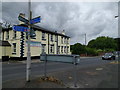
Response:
[[70, 43, 86, 55], [87, 36, 117, 51]]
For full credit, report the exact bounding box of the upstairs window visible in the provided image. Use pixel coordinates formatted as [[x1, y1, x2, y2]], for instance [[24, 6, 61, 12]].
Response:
[[55, 35, 57, 42], [42, 32, 46, 40], [67, 38, 69, 44], [6, 31, 9, 40], [61, 37, 63, 44], [50, 34, 53, 42], [13, 31, 16, 39]]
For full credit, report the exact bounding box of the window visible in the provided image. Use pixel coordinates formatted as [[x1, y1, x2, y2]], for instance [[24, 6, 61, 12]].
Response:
[[13, 31, 16, 39], [64, 46, 66, 53], [55, 35, 57, 42], [41, 44, 46, 53], [50, 34, 53, 42], [50, 45, 54, 53], [12, 43, 16, 54], [67, 46, 69, 53], [42, 32, 46, 40], [6, 31, 9, 40], [64, 38, 66, 44], [0, 32, 1, 40], [61, 37, 63, 44], [67, 38, 69, 44], [58, 46, 60, 54], [61, 46, 63, 53]]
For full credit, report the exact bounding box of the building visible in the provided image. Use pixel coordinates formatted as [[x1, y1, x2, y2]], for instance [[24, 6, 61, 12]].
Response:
[[0, 14, 71, 60]]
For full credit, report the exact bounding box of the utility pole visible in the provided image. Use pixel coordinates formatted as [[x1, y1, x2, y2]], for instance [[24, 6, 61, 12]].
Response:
[[85, 33, 87, 56], [85, 33, 86, 46], [26, 0, 32, 82]]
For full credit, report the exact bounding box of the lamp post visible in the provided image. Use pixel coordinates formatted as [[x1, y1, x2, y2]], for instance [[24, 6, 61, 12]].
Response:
[[114, 15, 120, 61]]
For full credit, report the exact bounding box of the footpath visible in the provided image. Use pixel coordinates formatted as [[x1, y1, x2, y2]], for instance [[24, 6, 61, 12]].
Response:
[[2, 60, 119, 88]]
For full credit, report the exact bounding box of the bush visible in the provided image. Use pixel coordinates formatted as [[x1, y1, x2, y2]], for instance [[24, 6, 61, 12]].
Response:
[[86, 47, 98, 56]]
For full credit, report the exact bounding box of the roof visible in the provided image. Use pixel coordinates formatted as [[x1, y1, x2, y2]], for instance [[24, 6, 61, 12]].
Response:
[[2, 24, 70, 38], [32, 25, 70, 38], [0, 41, 11, 46]]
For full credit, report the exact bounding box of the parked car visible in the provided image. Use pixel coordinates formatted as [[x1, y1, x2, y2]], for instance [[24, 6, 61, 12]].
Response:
[[102, 53, 115, 60]]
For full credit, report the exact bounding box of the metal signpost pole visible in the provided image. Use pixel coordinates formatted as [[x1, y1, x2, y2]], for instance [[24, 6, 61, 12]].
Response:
[[74, 57, 77, 88], [26, 0, 31, 82], [44, 52, 47, 77]]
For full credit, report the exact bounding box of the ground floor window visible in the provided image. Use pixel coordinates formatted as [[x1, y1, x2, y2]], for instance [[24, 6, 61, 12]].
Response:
[[41, 44, 46, 53], [67, 46, 69, 53], [50, 45, 54, 53], [64, 46, 66, 53], [61, 46, 63, 53], [58, 46, 60, 54], [12, 43, 16, 54]]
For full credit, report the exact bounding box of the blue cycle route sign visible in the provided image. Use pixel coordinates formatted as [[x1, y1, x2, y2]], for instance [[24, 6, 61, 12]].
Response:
[[18, 15, 29, 24], [12, 25, 29, 32], [30, 16, 41, 24]]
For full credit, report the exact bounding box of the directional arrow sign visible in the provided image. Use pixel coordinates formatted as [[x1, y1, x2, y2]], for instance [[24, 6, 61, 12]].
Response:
[[18, 15, 41, 25], [30, 16, 41, 24], [12, 25, 29, 32], [18, 15, 29, 24]]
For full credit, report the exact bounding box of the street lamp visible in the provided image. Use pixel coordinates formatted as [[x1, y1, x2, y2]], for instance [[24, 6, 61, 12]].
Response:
[[114, 15, 120, 61]]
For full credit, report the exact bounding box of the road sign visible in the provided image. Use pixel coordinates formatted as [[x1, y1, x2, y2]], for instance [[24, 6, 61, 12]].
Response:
[[18, 15, 29, 24], [18, 15, 41, 25], [30, 16, 41, 24], [40, 53, 80, 64], [12, 25, 29, 32]]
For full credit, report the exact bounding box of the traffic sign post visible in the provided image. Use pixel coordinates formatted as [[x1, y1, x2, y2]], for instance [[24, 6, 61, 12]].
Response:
[[12, 0, 41, 82]]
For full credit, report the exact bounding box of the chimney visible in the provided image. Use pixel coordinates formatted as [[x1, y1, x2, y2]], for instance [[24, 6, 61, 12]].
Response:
[[19, 13, 25, 25], [61, 30, 65, 35]]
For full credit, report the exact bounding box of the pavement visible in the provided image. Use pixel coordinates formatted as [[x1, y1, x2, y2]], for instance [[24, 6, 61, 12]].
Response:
[[2, 61, 119, 88]]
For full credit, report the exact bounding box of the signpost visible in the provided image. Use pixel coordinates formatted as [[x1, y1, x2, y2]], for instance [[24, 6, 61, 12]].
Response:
[[12, 0, 41, 82]]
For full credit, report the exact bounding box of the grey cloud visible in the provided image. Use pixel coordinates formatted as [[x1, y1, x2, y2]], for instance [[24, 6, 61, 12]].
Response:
[[2, 2, 118, 45]]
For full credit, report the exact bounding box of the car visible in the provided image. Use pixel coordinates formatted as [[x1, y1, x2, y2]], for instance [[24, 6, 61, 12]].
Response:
[[102, 53, 115, 60]]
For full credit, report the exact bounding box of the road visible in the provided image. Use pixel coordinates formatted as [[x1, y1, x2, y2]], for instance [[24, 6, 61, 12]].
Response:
[[2, 56, 117, 82]]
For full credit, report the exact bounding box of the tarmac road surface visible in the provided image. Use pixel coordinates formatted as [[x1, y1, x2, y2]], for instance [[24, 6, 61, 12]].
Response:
[[2, 56, 117, 82]]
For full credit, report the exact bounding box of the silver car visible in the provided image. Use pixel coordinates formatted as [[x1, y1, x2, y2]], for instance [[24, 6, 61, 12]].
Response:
[[102, 53, 115, 60]]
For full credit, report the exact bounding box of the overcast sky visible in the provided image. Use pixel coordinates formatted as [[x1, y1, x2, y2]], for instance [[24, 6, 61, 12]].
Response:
[[1, 1, 118, 45]]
